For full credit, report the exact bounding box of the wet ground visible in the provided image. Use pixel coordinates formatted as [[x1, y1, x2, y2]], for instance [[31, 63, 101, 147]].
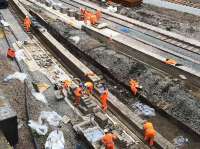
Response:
[[36, 17, 200, 148]]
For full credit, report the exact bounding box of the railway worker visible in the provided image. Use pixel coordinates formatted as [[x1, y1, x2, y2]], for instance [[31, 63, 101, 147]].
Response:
[[101, 129, 117, 149], [73, 85, 83, 106], [100, 87, 109, 112], [84, 81, 94, 95], [7, 48, 16, 60], [129, 79, 141, 96], [24, 15, 31, 32], [144, 128, 156, 146], [63, 80, 72, 90], [164, 58, 183, 66], [90, 14, 97, 25]]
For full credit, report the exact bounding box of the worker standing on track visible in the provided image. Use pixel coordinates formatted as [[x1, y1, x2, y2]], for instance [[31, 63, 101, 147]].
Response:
[[84, 81, 94, 95], [101, 129, 117, 149], [129, 79, 141, 96], [143, 121, 156, 146], [7, 48, 15, 60], [24, 15, 31, 32], [73, 85, 83, 106], [100, 87, 109, 112]]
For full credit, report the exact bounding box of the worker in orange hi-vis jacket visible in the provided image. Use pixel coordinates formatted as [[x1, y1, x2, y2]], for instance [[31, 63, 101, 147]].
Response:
[[129, 79, 141, 96], [164, 58, 182, 66], [100, 87, 109, 112], [24, 16, 31, 32], [101, 129, 117, 149], [73, 86, 83, 106], [84, 81, 94, 95]]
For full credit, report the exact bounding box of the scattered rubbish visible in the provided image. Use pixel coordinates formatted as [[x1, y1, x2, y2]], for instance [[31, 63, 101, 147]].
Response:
[[69, 36, 80, 44], [132, 102, 156, 117], [107, 6, 118, 13], [28, 120, 48, 135], [84, 127, 104, 143], [4, 72, 27, 82], [62, 115, 70, 124], [45, 130, 65, 149], [0, 20, 10, 27], [32, 91, 48, 104], [173, 136, 189, 147], [179, 74, 187, 80], [15, 50, 25, 61], [32, 82, 50, 93], [39, 111, 62, 127]]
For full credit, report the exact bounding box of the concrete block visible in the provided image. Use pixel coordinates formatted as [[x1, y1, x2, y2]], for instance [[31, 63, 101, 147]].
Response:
[[94, 111, 108, 128], [79, 105, 89, 115]]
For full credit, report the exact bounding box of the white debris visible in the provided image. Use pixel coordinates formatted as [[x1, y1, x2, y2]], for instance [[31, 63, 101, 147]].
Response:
[[0, 20, 10, 27], [107, 6, 118, 13], [39, 111, 62, 127], [132, 102, 156, 117], [69, 36, 80, 44], [15, 50, 26, 61], [97, 23, 108, 29], [173, 136, 189, 147], [45, 130, 65, 149], [28, 120, 48, 135], [32, 91, 48, 104], [4, 72, 27, 82], [179, 74, 187, 80]]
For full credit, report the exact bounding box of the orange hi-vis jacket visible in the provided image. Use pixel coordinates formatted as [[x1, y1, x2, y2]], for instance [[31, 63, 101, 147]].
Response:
[[164, 59, 177, 65], [144, 128, 156, 146], [7, 48, 16, 58], [24, 16, 31, 31], [100, 89, 109, 112], [143, 122, 154, 131], [74, 87, 82, 97], [129, 79, 139, 96], [102, 133, 117, 149]]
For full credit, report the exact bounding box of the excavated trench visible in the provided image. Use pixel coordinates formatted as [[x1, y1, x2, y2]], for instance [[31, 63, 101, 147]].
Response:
[[32, 13, 200, 148]]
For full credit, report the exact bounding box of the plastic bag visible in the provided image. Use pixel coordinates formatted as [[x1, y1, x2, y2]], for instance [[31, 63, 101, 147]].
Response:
[[15, 50, 25, 61], [32, 91, 48, 104], [39, 111, 62, 127], [132, 102, 156, 117], [173, 136, 189, 147], [45, 130, 65, 149], [69, 36, 80, 44], [28, 120, 48, 135], [4, 72, 27, 82], [107, 6, 118, 13]]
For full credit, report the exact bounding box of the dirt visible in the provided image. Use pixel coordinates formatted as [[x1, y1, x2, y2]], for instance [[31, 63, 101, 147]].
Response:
[[36, 18, 200, 148], [0, 54, 34, 149]]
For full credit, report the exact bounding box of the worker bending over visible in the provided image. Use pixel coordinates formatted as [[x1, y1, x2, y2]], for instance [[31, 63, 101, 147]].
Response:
[[73, 85, 83, 106], [129, 79, 142, 96], [84, 81, 93, 95], [143, 121, 156, 146], [24, 16, 31, 32], [7, 48, 15, 60], [101, 129, 117, 149], [100, 87, 109, 112]]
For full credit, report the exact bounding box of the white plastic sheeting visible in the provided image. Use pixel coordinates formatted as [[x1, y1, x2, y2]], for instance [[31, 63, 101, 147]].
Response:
[[107, 6, 118, 13], [38, 111, 62, 127], [32, 91, 48, 104], [4, 72, 27, 82], [28, 120, 48, 135], [45, 130, 65, 149], [69, 36, 80, 44], [15, 50, 26, 61]]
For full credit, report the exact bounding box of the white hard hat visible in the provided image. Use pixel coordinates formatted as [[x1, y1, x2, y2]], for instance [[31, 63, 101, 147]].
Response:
[[104, 129, 109, 133]]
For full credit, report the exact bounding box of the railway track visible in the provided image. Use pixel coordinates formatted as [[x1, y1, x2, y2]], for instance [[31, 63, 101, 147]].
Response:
[[12, 0, 200, 149], [30, 0, 200, 90], [166, 0, 200, 9]]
